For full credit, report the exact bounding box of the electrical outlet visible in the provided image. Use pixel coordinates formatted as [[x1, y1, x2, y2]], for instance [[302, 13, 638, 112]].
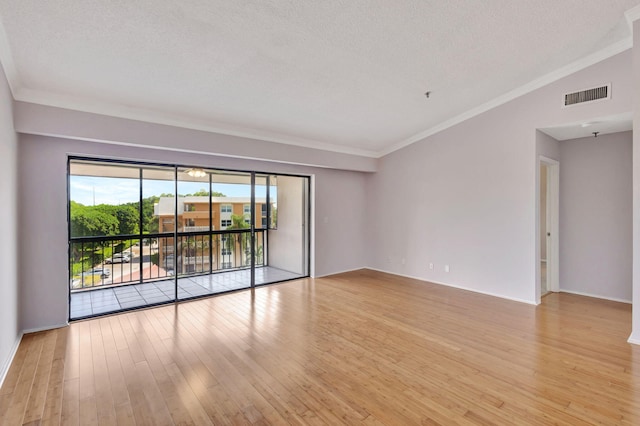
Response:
[[444, 264, 450, 273]]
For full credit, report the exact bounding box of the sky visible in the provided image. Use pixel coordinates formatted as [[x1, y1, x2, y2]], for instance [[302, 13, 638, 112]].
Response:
[[70, 176, 275, 206]]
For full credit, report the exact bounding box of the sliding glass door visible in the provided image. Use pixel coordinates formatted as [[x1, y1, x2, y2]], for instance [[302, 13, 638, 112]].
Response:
[[68, 158, 310, 320]]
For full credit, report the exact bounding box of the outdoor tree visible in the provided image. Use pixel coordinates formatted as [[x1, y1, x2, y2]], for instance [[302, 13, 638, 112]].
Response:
[[70, 201, 119, 237], [187, 189, 226, 197], [110, 204, 139, 235], [226, 214, 252, 265]]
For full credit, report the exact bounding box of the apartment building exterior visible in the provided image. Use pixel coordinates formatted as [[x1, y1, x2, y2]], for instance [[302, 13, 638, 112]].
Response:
[[154, 196, 272, 274]]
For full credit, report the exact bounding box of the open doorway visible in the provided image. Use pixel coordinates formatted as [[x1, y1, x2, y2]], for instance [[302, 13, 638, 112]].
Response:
[[539, 157, 559, 300]]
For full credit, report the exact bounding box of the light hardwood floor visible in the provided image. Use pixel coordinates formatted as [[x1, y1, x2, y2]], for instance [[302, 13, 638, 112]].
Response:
[[1, 269, 639, 425]]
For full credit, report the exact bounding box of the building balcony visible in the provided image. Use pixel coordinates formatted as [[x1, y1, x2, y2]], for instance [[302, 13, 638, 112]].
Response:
[[183, 225, 210, 232], [182, 211, 211, 220]]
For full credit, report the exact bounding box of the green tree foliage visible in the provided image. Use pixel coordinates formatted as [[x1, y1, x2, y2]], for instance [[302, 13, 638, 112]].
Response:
[[185, 189, 226, 197], [70, 201, 119, 237], [71, 201, 139, 237], [228, 213, 250, 231], [108, 204, 139, 235], [225, 214, 251, 264]]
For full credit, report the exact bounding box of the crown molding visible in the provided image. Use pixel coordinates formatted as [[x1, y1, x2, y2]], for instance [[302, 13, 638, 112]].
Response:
[[0, 15, 19, 94], [378, 37, 632, 157], [625, 4, 640, 27], [13, 88, 380, 158]]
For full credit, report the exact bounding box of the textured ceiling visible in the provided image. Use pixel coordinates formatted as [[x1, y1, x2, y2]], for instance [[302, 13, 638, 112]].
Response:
[[0, 1, 638, 156]]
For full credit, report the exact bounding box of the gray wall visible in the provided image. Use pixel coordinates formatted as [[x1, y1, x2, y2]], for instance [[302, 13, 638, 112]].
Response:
[[560, 131, 632, 302], [14, 102, 377, 173], [632, 17, 640, 344], [0, 64, 19, 384], [17, 135, 369, 330], [366, 50, 632, 304]]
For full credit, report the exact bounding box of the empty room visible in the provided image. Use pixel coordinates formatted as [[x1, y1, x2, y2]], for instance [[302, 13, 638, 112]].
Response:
[[2, 1, 640, 424]]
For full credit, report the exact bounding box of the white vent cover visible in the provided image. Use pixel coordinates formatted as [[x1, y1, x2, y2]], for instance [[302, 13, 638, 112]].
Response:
[[562, 84, 610, 107]]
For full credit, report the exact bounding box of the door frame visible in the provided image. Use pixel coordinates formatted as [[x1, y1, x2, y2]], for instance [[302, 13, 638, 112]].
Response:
[[538, 156, 559, 301]]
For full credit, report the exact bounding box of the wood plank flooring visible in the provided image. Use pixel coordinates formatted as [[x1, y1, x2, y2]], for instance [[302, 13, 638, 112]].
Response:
[[2, 269, 640, 425]]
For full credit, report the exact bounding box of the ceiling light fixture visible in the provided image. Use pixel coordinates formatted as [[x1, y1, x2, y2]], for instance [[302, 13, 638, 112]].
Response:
[[185, 168, 207, 178], [424, 91, 431, 99]]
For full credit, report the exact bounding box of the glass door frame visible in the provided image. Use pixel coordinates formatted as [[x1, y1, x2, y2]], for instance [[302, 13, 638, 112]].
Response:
[[67, 156, 311, 320]]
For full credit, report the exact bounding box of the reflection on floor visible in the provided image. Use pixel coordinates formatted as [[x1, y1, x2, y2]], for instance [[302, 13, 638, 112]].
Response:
[[70, 267, 302, 319]]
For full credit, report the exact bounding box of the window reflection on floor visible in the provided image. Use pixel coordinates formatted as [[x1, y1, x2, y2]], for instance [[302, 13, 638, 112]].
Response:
[[70, 266, 302, 319]]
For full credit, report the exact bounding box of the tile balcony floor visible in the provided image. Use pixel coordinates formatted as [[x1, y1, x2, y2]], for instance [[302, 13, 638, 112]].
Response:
[[70, 267, 303, 319]]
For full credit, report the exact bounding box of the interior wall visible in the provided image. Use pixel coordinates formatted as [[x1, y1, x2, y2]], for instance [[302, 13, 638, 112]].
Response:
[[632, 17, 640, 344], [0, 64, 19, 384], [559, 131, 632, 302], [14, 102, 377, 173], [367, 50, 632, 304], [269, 175, 306, 274], [18, 135, 369, 331]]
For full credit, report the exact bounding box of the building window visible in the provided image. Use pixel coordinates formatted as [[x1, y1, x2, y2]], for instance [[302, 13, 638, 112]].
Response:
[[221, 204, 232, 213], [221, 219, 231, 228], [185, 219, 195, 227], [185, 203, 195, 212], [221, 249, 231, 256], [243, 204, 251, 214]]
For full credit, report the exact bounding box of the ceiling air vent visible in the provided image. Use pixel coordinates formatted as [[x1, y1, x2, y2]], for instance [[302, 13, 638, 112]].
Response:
[[562, 84, 610, 107]]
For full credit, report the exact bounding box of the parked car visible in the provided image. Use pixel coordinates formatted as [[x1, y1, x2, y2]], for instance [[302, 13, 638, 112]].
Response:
[[105, 253, 131, 264], [87, 267, 110, 278]]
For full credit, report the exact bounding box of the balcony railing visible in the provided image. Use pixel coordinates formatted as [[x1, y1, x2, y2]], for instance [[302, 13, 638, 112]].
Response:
[[70, 229, 266, 291]]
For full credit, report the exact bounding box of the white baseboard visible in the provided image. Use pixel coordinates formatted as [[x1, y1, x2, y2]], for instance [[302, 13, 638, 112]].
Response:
[[316, 266, 368, 278], [559, 289, 631, 304], [365, 267, 538, 306], [628, 332, 640, 346], [22, 322, 69, 334], [0, 332, 24, 389], [22, 323, 68, 334]]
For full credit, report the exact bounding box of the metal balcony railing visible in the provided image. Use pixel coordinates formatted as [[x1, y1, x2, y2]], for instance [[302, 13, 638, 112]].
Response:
[[69, 229, 266, 292]]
